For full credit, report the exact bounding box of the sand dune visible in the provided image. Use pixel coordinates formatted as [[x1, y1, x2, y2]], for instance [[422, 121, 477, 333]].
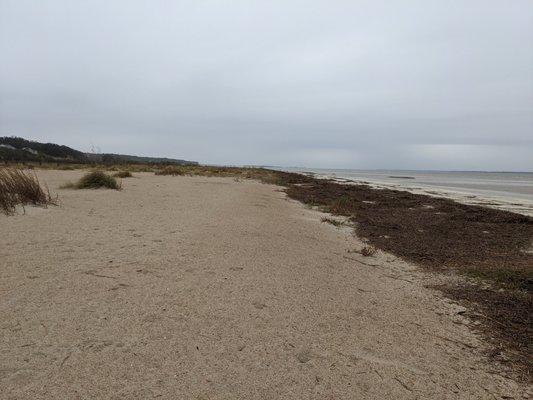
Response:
[[0, 171, 528, 399]]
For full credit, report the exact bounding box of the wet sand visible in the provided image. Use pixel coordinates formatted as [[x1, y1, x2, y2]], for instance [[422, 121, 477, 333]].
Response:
[[0, 170, 528, 399]]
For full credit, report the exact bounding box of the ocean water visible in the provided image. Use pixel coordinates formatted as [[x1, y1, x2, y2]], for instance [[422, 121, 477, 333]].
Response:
[[278, 168, 533, 216]]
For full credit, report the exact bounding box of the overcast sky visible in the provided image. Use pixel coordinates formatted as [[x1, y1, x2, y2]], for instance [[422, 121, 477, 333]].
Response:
[[1, 1, 532, 171]]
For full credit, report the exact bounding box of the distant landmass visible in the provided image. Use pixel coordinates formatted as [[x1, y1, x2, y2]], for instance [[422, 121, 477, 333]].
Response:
[[0, 137, 198, 165], [0, 136, 87, 162]]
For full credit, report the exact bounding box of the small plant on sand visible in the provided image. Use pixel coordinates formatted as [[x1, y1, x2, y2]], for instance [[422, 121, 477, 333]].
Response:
[[113, 170, 133, 178], [127, 165, 156, 173], [0, 168, 56, 215], [329, 196, 359, 215], [155, 166, 185, 176], [62, 171, 121, 190], [321, 216, 344, 227], [360, 246, 377, 257]]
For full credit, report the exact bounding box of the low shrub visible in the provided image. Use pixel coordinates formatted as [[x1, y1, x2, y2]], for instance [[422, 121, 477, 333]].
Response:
[[155, 166, 185, 176], [360, 246, 377, 257], [321, 217, 344, 227], [113, 171, 133, 178], [62, 171, 121, 190]]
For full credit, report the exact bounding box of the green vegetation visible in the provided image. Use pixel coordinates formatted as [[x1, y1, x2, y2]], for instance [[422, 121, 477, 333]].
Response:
[[113, 170, 133, 178], [62, 171, 121, 190], [0, 136, 87, 163], [320, 216, 344, 227], [97, 153, 197, 165], [0, 136, 197, 166], [360, 246, 377, 257], [155, 166, 186, 176]]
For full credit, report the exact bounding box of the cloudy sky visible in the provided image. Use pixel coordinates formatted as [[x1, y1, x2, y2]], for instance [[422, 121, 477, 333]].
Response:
[[1, 1, 532, 171]]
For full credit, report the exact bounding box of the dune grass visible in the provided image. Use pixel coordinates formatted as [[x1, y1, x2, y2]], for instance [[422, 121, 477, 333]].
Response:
[[62, 171, 121, 190], [320, 216, 344, 227], [0, 168, 55, 215], [113, 170, 133, 178], [155, 166, 186, 176]]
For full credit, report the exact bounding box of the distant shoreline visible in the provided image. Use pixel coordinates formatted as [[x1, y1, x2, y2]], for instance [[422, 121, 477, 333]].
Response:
[[278, 167, 533, 217]]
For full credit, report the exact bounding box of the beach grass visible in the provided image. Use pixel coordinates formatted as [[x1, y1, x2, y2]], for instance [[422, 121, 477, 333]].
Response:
[[320, 216, 344, 227], [61, 171, 121, 190], [0, 167, 55, 214], [155, 166, 186, 176], [113, 170, 133, 178]]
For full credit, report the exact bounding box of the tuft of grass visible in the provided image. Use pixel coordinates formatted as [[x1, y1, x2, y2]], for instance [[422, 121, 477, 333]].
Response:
[[321, 216, 344, 227], [62, 171, 121, 190], [113, 170, 133, 178], [0, 168, 55, 215], [360, 246, 377, 257], [126, 165, 155, 173], [155, 166, 185, 176], [329, 196, 359, 215]]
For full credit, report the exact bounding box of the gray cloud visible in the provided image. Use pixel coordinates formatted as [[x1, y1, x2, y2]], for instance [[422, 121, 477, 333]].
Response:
[[1, 0, 532, 170]]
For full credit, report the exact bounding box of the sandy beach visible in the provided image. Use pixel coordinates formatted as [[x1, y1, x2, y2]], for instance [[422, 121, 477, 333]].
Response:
[[0, 170, 529, 399]]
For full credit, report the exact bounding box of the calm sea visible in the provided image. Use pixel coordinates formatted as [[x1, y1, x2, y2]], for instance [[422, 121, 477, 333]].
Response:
[[276, 168, 533, 216]]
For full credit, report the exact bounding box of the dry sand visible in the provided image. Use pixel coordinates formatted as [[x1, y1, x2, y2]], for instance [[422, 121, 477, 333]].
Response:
[[0, 170, 529, 399]]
